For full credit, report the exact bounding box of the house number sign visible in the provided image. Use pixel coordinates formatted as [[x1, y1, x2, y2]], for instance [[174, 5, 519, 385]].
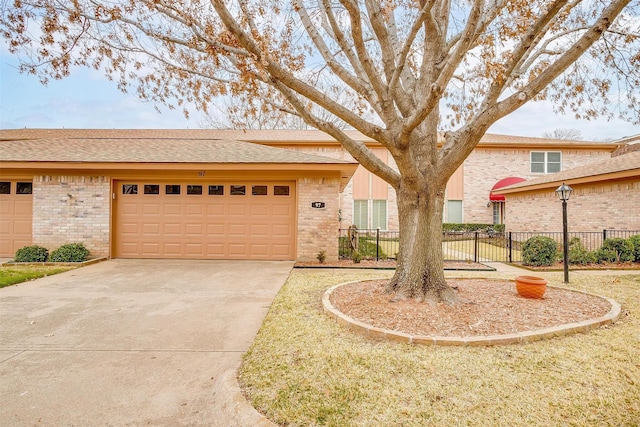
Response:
[[311, 202, 326, 209]]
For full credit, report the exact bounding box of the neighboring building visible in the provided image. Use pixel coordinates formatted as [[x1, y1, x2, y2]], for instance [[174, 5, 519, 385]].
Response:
[[0, 128, 625, 260], [494, 150, 640, 232]]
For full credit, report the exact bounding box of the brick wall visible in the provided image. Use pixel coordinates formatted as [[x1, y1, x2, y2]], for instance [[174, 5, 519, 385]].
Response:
[[296, 176, 341, 261], [463, 148, 611, 223], [504, 178, 640, 232], [33, 176, 111, 257]]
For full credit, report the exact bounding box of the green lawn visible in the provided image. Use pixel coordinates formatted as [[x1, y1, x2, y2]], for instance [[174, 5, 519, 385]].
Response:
[[443, 240, 522, 262], [239, 269, 640, 426], [0, 265, 76, 288]]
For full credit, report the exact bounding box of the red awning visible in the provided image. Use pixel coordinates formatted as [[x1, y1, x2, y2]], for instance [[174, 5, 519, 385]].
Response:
[[489, 177, 526, 201]]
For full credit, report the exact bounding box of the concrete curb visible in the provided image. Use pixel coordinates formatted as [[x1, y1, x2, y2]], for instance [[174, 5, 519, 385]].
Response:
[[1, 257, 108, 267], [212, 369, 278, 427], [322, 279, 622, 346]]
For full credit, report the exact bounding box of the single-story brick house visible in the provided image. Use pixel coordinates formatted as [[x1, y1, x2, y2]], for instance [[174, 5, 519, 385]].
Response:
[[0, 128, 629, 261], [0, 133, 358, 260], [494, 150, 640, 232]]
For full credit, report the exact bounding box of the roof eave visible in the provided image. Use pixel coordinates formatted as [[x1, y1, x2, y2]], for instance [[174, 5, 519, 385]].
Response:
[[494, 169, 640, 195]]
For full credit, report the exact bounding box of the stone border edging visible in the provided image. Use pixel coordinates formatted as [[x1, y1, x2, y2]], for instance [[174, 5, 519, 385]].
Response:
[[1, 257, 108, 267], [322, 280, 622, 346]]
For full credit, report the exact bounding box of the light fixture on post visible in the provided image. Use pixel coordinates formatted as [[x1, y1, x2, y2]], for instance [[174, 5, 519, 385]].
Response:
[[555, 182, 573, 283]]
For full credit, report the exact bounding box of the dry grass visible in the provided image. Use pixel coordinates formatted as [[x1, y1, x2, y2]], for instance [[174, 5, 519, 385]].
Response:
[[239, 269, 640, 426]]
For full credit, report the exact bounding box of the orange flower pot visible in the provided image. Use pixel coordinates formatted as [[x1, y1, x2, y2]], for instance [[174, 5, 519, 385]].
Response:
[[515, 275, 547, 299]]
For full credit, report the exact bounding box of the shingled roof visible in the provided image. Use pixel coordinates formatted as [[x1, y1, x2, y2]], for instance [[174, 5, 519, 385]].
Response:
[[0, 128, 619, 150], [0, 137, 354, 165]]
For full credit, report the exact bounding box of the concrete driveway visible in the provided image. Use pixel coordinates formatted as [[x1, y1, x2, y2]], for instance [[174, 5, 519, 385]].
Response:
[[0, 259, 292, 426]]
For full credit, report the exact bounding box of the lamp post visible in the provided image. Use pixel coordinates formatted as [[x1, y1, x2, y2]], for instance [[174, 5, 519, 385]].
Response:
[[555, 183, 573, 283]]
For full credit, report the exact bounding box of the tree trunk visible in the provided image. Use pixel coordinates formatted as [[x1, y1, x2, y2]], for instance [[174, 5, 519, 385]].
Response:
[[386, 181, 458, 304]]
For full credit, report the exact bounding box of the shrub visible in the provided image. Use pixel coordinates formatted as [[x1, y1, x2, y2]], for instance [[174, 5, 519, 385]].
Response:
[[316, 250, 326, 264], [49, 243, 90, 263], [522, 236, 558, 266], [352, 251, 362, 263], [14, 245, 49, 263], [628, 235, 640, 262], [442, 223, 505, 233], [568, 237, 596, 265], [595, 238, 634, 263]]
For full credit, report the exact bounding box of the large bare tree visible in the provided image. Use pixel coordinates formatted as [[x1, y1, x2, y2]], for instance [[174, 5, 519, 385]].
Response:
[[2, 0, 638, 302]]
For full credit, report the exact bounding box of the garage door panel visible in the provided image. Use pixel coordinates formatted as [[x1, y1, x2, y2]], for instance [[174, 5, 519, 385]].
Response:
[[163, 223, 182, 235], [228, 224, 247, 236], [14, 200, 32, 215], [249, 244, 268, 256], [272, 244, 292, 256], [120, 203, 140, 215], [207, 224, 225, 236], [272, 204, 291, 216], [185, 204, 203, 215], [228, 204, 247, 215], [250, 204, 269, 215], [228, 244, 247, 255], [120, 223, 141, 235], [142, 204, 161, 215], [13, 220, 32, 234], [142, 223, 161, 234], [162, 243, 183, 256], [141, 243, 160, 256], [250, 224, 269, 236], [185, 223, 203, 236], [185, 243, 203, 256], [115, 181, 295, 260], [206, 244, 225, 256], [207, 204, 225, 215], [163, 204, 183, 215], [272, 224, 292, 237]]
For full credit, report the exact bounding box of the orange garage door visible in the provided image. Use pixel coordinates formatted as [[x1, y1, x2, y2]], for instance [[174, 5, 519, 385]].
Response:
[[0, 180, 33, 257], [114, 181, 296, 260]]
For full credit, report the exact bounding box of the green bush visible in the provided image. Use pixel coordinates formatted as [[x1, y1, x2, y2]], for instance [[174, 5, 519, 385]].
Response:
[[14, 245, 49, 263], [442, 223, 505, 233], [522, 236, 558, 266], [595, 238, 634, 263], [568, 237, 596, 265], [49, 243, 90, 263], [352, 251, 362, 263], [628, 235, 640, 262]]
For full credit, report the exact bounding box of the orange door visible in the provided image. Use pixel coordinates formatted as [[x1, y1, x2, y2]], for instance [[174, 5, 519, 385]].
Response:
[[0, 180, 33, 257], [113, 181, 296, 260]]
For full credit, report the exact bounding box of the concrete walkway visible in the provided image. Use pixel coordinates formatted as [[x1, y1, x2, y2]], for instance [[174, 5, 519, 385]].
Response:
[[0, 259, 292, 426]]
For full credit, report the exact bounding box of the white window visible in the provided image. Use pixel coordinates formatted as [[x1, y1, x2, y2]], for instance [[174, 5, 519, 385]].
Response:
[[372, 200, 387, 230], [447, 200, 463, 223], [492, 202, 503, 224], [353, 199, 388, 230], [353, 200, 369, 229], [531, 152, 562, 174]]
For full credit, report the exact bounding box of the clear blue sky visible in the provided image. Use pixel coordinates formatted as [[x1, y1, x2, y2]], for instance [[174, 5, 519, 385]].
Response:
[[1, 53, 637, 141]]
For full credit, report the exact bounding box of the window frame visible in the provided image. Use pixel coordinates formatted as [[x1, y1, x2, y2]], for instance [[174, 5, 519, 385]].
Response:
[[530, 151, 562, 174]]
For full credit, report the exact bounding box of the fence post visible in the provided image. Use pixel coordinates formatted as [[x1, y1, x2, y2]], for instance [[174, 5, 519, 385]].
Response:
[[376, 229, 380, 261], [508, 232, 512, 263], [474, 232, 479, 263], [603, 229, 608, 241]]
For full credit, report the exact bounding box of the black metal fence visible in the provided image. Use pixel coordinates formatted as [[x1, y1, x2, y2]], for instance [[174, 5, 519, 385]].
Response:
[[338, 228, 640, 263]]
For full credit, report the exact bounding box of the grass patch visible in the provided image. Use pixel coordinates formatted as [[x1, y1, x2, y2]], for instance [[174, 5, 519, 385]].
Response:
[[0, 265, 75, 288], [239, 270, 640, 426], [443, 240, 522, 262]]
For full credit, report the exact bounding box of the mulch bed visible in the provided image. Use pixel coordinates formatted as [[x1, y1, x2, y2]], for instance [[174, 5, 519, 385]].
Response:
[[329, 278, 613, 336]]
